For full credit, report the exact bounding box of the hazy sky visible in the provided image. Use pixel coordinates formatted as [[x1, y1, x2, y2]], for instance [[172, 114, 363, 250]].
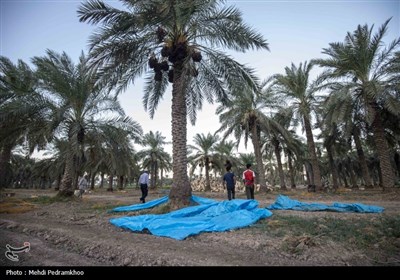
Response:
[[1, 0, 399, 156]]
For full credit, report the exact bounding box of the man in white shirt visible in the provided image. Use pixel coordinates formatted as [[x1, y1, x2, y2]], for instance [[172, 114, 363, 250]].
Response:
[[138, 170, 149, 203], [78, 175, 89, 198]]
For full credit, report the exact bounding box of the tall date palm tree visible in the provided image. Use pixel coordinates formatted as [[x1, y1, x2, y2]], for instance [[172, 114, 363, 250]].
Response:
[[0, 57, 50, 188], [273, 62, 323, 190], [313, 19, 400, 189], [216, 81, 284, 191], [78, 0, 269, 208], [138, 130, 171, 189], [188, 132, 220, 191], [33, 50, 142, 196]]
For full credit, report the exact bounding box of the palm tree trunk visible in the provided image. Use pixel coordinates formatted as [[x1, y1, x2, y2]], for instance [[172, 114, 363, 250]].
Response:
[[303, 116, 322, 190], [353, 126, 373, 188], [169, 68, 192, 209], [343, 175, 349, 188], [304, 162, 313, 186], [325, 144, 339, 189], [74, 171, 79, 190], [100, 172, 104, 188], [370, 161, 380, 186], [154, 162, 158, 189], [0, 143, 13, 188], [348, 163, 358, 188], [39, 175, 45, 189], [394, 152, 400, 178], [90, 172, 95, 190], [55, 174, 61, 190], [251, 125, 267, 191], [118, 175, 123, 190], [368, 102, 395, 189], [150, 162, 156, 189], [58, 151, 74, 197], [204, 157, 211, 191], [107, 174, 114, 191], [287, 152, 296, 188], [160, 169, 164, 188], [273, 139, 286, 190]]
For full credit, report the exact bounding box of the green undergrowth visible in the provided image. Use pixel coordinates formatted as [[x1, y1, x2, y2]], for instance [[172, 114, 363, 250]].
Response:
[[252, 213, 400, 254]]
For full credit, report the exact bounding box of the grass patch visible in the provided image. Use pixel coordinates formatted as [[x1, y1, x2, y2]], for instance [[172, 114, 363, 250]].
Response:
[[91, 202, 126, 212], [252, 213, 400, 254], [122, 203, 172, 216], [0, 194, 88, 214], [148, 203, 171, 214], [0, 198, 36, 214], [89, 202, 171, 214], [24, 194, 78, 204], [103, 202, 172, 216]]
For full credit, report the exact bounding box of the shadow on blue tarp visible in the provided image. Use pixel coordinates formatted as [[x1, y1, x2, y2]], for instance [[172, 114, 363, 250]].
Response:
[[110, 197, 272, 240], [266, 195, 384, 213]]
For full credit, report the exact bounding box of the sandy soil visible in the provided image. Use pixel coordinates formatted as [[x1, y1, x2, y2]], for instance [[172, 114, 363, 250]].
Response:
[[1, 187, 399, 268]]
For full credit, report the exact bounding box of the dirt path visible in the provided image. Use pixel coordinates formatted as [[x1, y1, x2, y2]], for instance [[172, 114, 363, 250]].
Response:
[[1, 187, 399, 267]]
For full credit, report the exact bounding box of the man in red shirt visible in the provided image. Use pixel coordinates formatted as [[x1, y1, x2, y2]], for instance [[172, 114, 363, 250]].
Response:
[[242, 163, 255, 199]]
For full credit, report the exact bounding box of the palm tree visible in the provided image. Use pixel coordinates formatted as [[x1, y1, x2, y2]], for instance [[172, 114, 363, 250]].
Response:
[[216, 81, 284, 191], [157, 152, 172, 188], [78, 0, 269, 208], [283, 132, 303, 189], [10, 153, 35, 189], [83, 119, 141, 190], [96, 118, 141, 191], [321, 88, 374, 188], [261, 108, 298, 190], [138, 131, 170, 189], [318, 120, 341, 189], [39, 138, 69, 190], [313, 19, 400, 189], [273, 62, 323, 190], [0, 56, 51, 188], [33, 50, 142, 196], [188, 132, 219, 191]]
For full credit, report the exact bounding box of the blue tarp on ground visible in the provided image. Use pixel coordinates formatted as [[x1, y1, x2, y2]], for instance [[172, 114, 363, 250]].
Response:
[[110, 196, 169, 212], [110, 198, 272, 240], [266, 195, 384, 213], [191, 195, 218, 205], [109, 195, 217, 212]]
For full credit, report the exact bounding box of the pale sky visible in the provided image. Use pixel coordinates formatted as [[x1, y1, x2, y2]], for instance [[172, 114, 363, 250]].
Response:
[[1, 0, 399, 156]]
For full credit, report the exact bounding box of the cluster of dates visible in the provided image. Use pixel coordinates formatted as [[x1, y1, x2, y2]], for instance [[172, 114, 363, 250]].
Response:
[[149, 27, 202, 82]]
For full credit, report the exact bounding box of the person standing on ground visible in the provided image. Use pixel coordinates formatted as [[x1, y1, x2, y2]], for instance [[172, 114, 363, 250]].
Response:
[[242, 164, 255, 199], [223, 166, 236, 200], [78, 175, 89, 198], [138, 170, 149, 203]]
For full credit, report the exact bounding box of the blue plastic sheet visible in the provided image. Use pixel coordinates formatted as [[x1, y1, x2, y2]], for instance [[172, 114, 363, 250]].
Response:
[[110, 196, 169, 212], [110, 199, 272, 240], [266, 195, 384, 213], [110, 195, 217, 213], [191, 195, 218, 205]]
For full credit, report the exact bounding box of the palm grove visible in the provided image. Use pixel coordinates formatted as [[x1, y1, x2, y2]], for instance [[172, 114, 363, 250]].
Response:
[[1, 1, 399, 208]]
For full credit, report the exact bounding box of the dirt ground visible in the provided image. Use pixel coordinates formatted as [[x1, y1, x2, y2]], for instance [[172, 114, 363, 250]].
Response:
[[1, 186, 399, 268]]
